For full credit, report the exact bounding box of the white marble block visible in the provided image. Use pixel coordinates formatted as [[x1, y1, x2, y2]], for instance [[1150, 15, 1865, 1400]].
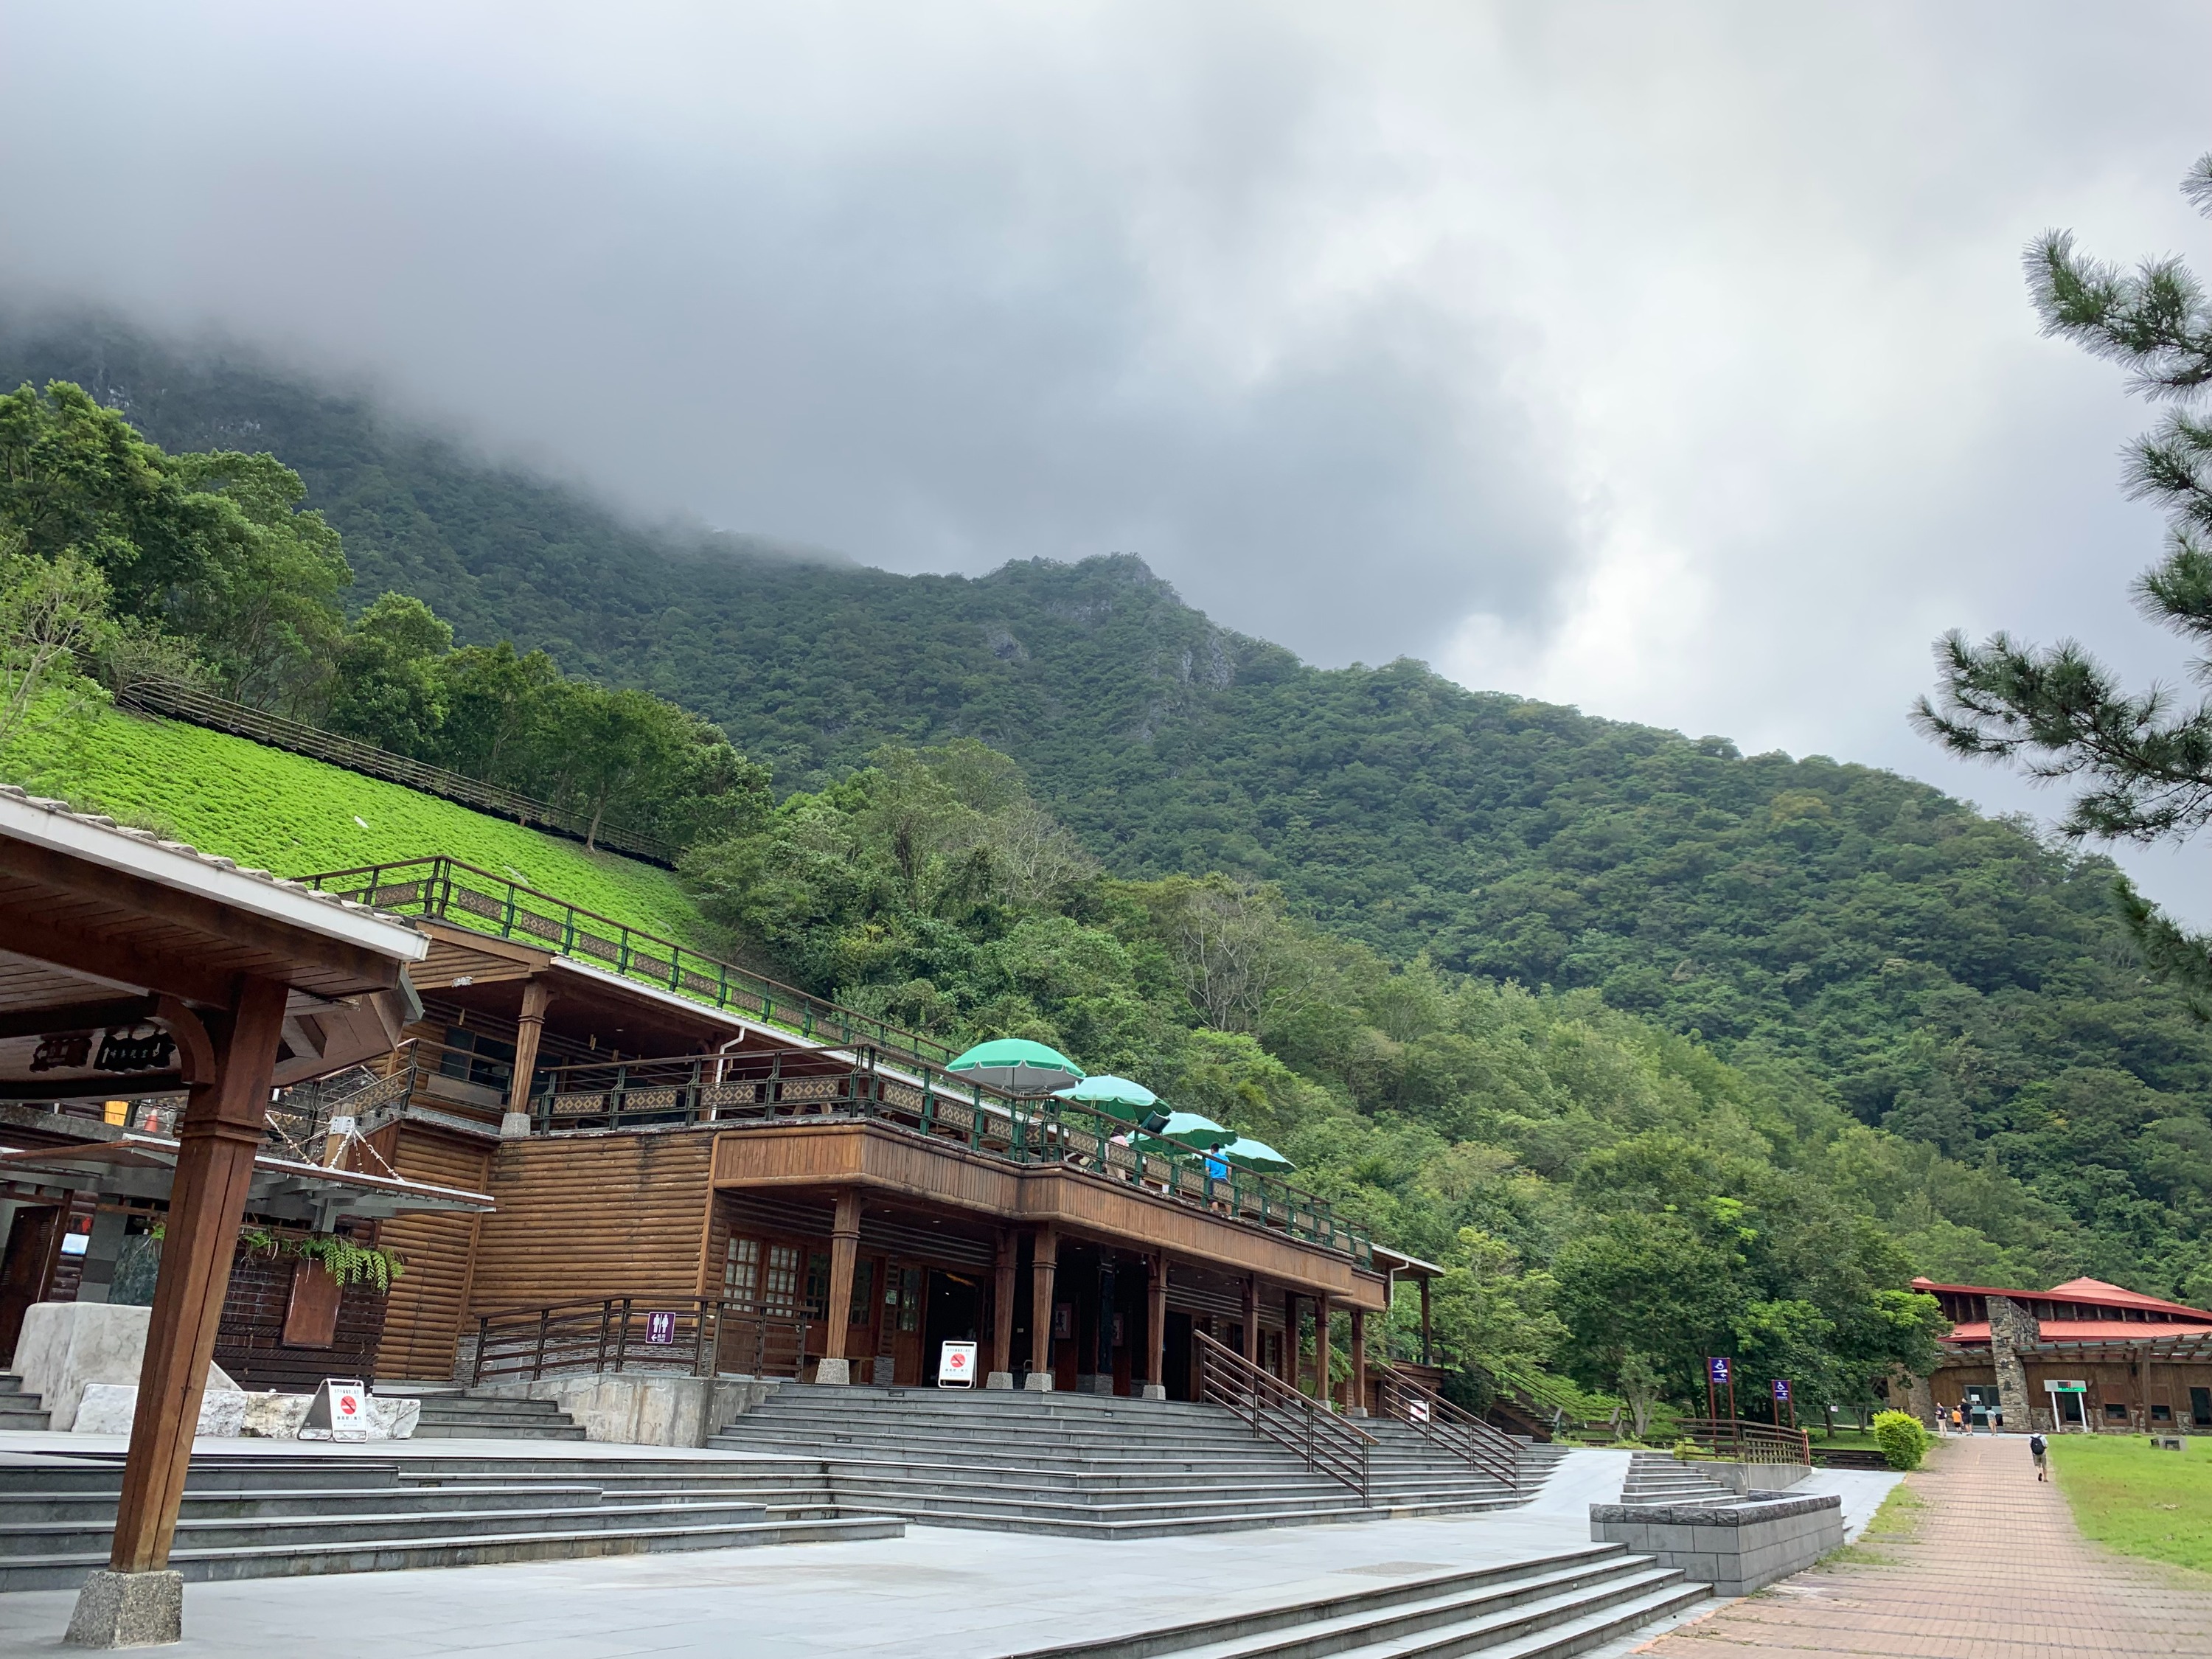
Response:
[[12, 1303, 237, 1430], [72, 1382, 247, 1437]]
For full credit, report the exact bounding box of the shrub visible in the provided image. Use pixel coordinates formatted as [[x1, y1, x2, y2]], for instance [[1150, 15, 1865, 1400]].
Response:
[[1872, 1409, 1932, 1470]]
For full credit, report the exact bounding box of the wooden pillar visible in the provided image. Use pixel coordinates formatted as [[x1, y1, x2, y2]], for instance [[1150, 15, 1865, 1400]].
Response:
[[1026, 1225, 1057, 1391], [1419, 1276, 1433, 1366], [1144, 1252, 1168, 1399], [820, 1189, 861, 1380], [1349, 1307, 1368, 1417], [1242, 1276, 1260, 1364], [1280, 1291, 1300, 1385], [107, 978, 288, 1575], [990, 1230, 1018, 1388], [1315, 1293, 1334, 1409], [500, 979, 552, 1138]]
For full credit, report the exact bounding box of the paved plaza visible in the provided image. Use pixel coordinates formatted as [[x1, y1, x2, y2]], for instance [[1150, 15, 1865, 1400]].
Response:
[[0, 1436, 1896, 1658], [1639, 1435, 2212, 1658]]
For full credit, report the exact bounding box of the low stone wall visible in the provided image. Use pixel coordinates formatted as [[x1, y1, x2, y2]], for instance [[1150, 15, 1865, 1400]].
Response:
[[473, 1373, 780, 1447], [1591, 1491, 1843, 1595], [1699, 1458, 1812, 1494]]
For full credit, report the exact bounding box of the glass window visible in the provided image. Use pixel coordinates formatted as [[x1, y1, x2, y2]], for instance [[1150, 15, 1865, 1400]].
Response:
[[723, 1237, 760, 1304], [765, 1244, 801, 1315], [898, 1267, 923, 1333], [849, 1260, 875, 1326], [805, 1251, 831, 1320]]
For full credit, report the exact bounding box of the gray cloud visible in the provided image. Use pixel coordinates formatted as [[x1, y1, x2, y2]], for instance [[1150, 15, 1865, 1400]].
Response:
[[6, 1, 2212, 906]]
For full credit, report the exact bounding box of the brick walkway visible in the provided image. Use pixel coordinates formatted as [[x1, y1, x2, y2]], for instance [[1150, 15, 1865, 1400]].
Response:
[[1637, 1435, 2212, 1657]]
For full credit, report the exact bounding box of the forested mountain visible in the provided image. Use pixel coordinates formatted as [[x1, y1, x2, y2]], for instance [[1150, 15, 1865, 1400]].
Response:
[[8, 313, 2211, 1312]]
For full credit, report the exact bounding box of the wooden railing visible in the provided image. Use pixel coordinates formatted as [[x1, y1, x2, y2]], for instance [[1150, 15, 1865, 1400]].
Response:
[[470, 1296, 815, 1385], [297, 857, 967, 1074], [1374, 1364, 1521, 1489], [115, 676, 675, 865], [1679, 1417, 1812, 1467], [527, 1046, 1372, 1266], [1196, 1330, 1373, 1501]]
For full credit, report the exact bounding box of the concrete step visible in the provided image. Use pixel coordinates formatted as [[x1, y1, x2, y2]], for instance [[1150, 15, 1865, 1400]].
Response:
[[986, 1545, 1707, 1659], [0, 1374, 52, 1433], [410, 1392, 588, 1440]]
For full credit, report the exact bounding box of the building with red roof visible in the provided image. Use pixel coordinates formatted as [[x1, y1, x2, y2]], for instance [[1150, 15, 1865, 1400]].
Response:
[[1907, 1275, 2212, 1434]]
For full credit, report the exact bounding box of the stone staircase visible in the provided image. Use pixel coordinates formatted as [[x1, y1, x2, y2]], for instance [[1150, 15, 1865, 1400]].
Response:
[[1620, 1451, 1736, 1506], [708, 1387, 1548, 1538], [0, 1375, 51, 1433], [989, 1542, 1708, 1659], [406, 1391, 588, 1441], [0, 1447, 897, 1591]]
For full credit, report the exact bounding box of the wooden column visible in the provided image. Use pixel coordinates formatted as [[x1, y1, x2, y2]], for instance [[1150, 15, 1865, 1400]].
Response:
[[990, 1230, 1017, 1386], [1026, 1225, 1057, 1390], [109, 978, 288, 1574], [1144, 1252, 1168, 1399], [1349, 1307, 1368, 1416], [821, 1189, 861, 1379], [1315, 1293, 1334, 1409], [1419, 1276, 1433, 1366], [1280, 1291, 1300, 1385], [501, 979, 552, 1137], [1242, 1276, 1260, 1364]]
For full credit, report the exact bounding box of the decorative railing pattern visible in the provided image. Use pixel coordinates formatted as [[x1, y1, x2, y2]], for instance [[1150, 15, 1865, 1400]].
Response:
[[1679, 1417, 1812, 1467], [116, 678, 674, 865], [297, 857, 964, 1071], [527, 1048, 1371, 1265], [1374, 1363, 1521, 1489], [1197, 1329, 1373, 1501], [470, 1295, 815, 1385]]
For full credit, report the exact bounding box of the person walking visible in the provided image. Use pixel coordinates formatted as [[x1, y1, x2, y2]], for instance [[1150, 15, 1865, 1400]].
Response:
[[2030, 1432, 2049, 1481]]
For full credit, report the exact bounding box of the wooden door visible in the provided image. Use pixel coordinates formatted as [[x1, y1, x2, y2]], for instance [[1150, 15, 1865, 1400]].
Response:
[[0, 1206, 61, 1361], [889, 1265, 927, 1385]]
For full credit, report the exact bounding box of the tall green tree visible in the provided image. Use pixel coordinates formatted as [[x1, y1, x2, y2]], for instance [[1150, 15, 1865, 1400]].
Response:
[[324, 591, 453, 754]]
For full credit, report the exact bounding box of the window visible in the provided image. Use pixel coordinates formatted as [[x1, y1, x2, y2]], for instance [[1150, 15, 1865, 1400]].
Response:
[[2152, 1404, 2173, 1422], [2104, 1402, 2129, 1422], [439, 1026, 515, 1091], [805, 1251, 831, 1320], [723, 1237, 760, 1304], [898, 1267, 923, 1333], [764, 1244, 801, 1315], [849, 1260, 874, 1327]]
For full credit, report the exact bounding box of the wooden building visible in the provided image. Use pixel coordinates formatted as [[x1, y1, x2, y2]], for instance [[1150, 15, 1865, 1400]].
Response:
[[296, 858, 1412, 1405], [1908, 1275, 2212, 1433]]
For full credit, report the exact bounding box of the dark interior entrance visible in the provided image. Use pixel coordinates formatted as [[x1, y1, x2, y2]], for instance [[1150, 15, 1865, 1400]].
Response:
[[1164, 1311, 1193, 1402], [2193, 1386, 2211, 1428], [922, 1270, 984, 1385], [0, 1206, 60, 1360]]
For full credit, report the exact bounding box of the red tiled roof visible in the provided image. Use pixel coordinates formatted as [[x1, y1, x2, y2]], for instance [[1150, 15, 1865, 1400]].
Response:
[[1941, 1318, 2212, 1346]]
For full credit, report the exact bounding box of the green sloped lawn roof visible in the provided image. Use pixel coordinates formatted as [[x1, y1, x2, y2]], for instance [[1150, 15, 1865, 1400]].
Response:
[[2, 705, 709, 945]]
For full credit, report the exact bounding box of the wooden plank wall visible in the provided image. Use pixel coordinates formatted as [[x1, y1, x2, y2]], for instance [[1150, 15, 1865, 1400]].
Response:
[[370, 1124, 494, 1381], [215, 1247, 387, 1390], [468, 1131, 717, 1313]]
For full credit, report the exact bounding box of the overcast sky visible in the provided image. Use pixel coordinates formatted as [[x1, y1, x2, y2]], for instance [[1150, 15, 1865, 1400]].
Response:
[[8, 4, 2212, 908]]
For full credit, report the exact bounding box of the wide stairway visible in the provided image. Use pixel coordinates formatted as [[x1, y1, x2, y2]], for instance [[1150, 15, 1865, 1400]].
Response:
[[0, 1376, 50, 1433], [1620, 1450, 1736, 1506], [990, 1543, 1708, 1659], [406, 1391, 588, 1441], [709, 1387, 1544, 1537], [0, 1447, 898, 1591]]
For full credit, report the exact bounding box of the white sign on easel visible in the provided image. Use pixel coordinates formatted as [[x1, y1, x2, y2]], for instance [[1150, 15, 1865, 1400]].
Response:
[[937, 1341, 977, 1388], [302, 1377, 371, 1441]]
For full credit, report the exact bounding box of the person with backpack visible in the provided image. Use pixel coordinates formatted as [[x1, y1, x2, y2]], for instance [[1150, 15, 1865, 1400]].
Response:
[[2029, 1432, 2049, 1481]]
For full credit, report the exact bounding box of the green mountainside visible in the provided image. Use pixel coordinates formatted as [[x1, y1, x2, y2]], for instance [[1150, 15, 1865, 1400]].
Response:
[[9, 316, 2211, 1307]]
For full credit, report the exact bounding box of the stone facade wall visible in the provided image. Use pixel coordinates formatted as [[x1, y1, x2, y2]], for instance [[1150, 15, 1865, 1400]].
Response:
[[1590, 1492, 1845, 1595], [1986, 1295, 2037, 1427]]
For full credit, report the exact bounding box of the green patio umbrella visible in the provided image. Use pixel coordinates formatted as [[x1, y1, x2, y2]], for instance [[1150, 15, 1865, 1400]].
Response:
[[946, 1037, 1086, 1096], [1215, 1135, 1295, 1173], [1149, 1110, 1236, 1152], [1049, 1074, 1159, 1124]]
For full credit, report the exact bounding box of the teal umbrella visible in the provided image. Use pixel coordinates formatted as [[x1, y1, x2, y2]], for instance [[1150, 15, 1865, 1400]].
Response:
[[1152, 1110, 1236, 1152], [1050, 1074, 1159, 1123], [1216, 1135, 1295, 1173], [947, 1037, 1085, 1096]]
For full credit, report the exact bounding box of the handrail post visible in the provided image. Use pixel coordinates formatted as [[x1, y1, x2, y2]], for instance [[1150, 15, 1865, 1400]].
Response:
[[533, 1309, 549, 1382], [473, 1315, 488, 1385], [614, 1297, 633, 1373], [596, 1300, 611, 1373]]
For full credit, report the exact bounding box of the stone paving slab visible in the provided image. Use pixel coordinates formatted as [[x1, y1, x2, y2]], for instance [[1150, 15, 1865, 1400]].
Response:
[[1632, 1435, 2212, 1658]]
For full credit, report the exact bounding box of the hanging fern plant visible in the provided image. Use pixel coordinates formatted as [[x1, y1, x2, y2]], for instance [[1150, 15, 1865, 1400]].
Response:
[[232, 1225, 407, 1293]]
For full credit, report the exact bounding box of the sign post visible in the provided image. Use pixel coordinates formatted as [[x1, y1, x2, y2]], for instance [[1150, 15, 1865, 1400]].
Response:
[[938, 1340, 978, 1389], [302, 1378, 370, 1442]]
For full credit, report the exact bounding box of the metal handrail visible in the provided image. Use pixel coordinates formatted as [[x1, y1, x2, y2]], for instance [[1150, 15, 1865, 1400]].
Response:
[[525, 1046, 1371, 1265], [1679, 1417, 1812, 1466], [470, 1295, 815, 1385], [1195, 1329, 1372, 1502], [1374, 1363, 1521, 1489]]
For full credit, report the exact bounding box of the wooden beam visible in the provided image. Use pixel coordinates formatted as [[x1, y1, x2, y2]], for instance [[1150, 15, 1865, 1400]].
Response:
[[102, 975, 287, 1577], [0, 909, 242, 1006], [0, 996, 156, 1041], [504, 978, 552, 1122], [1242, 1276, 1260, 1364]]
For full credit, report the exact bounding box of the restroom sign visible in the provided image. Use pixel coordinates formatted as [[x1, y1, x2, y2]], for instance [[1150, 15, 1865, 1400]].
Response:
[[938, 1340, 977, 1388], [646, 1310, 676, 1345]]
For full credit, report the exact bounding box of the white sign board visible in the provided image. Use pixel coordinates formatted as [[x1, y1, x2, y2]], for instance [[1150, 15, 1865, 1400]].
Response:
[[1409, 1398, 1430, 1424], [937, 1340, 978, 1388], [302, 1378, 371, 1441], [2046, 1380, 2089, 1393]]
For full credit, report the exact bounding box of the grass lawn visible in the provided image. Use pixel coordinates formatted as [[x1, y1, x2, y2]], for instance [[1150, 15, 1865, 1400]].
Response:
[[1, 703, 711, 945], [1833, 1476, 1924, 1566], [2049, 1435, 2212, 1576]]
